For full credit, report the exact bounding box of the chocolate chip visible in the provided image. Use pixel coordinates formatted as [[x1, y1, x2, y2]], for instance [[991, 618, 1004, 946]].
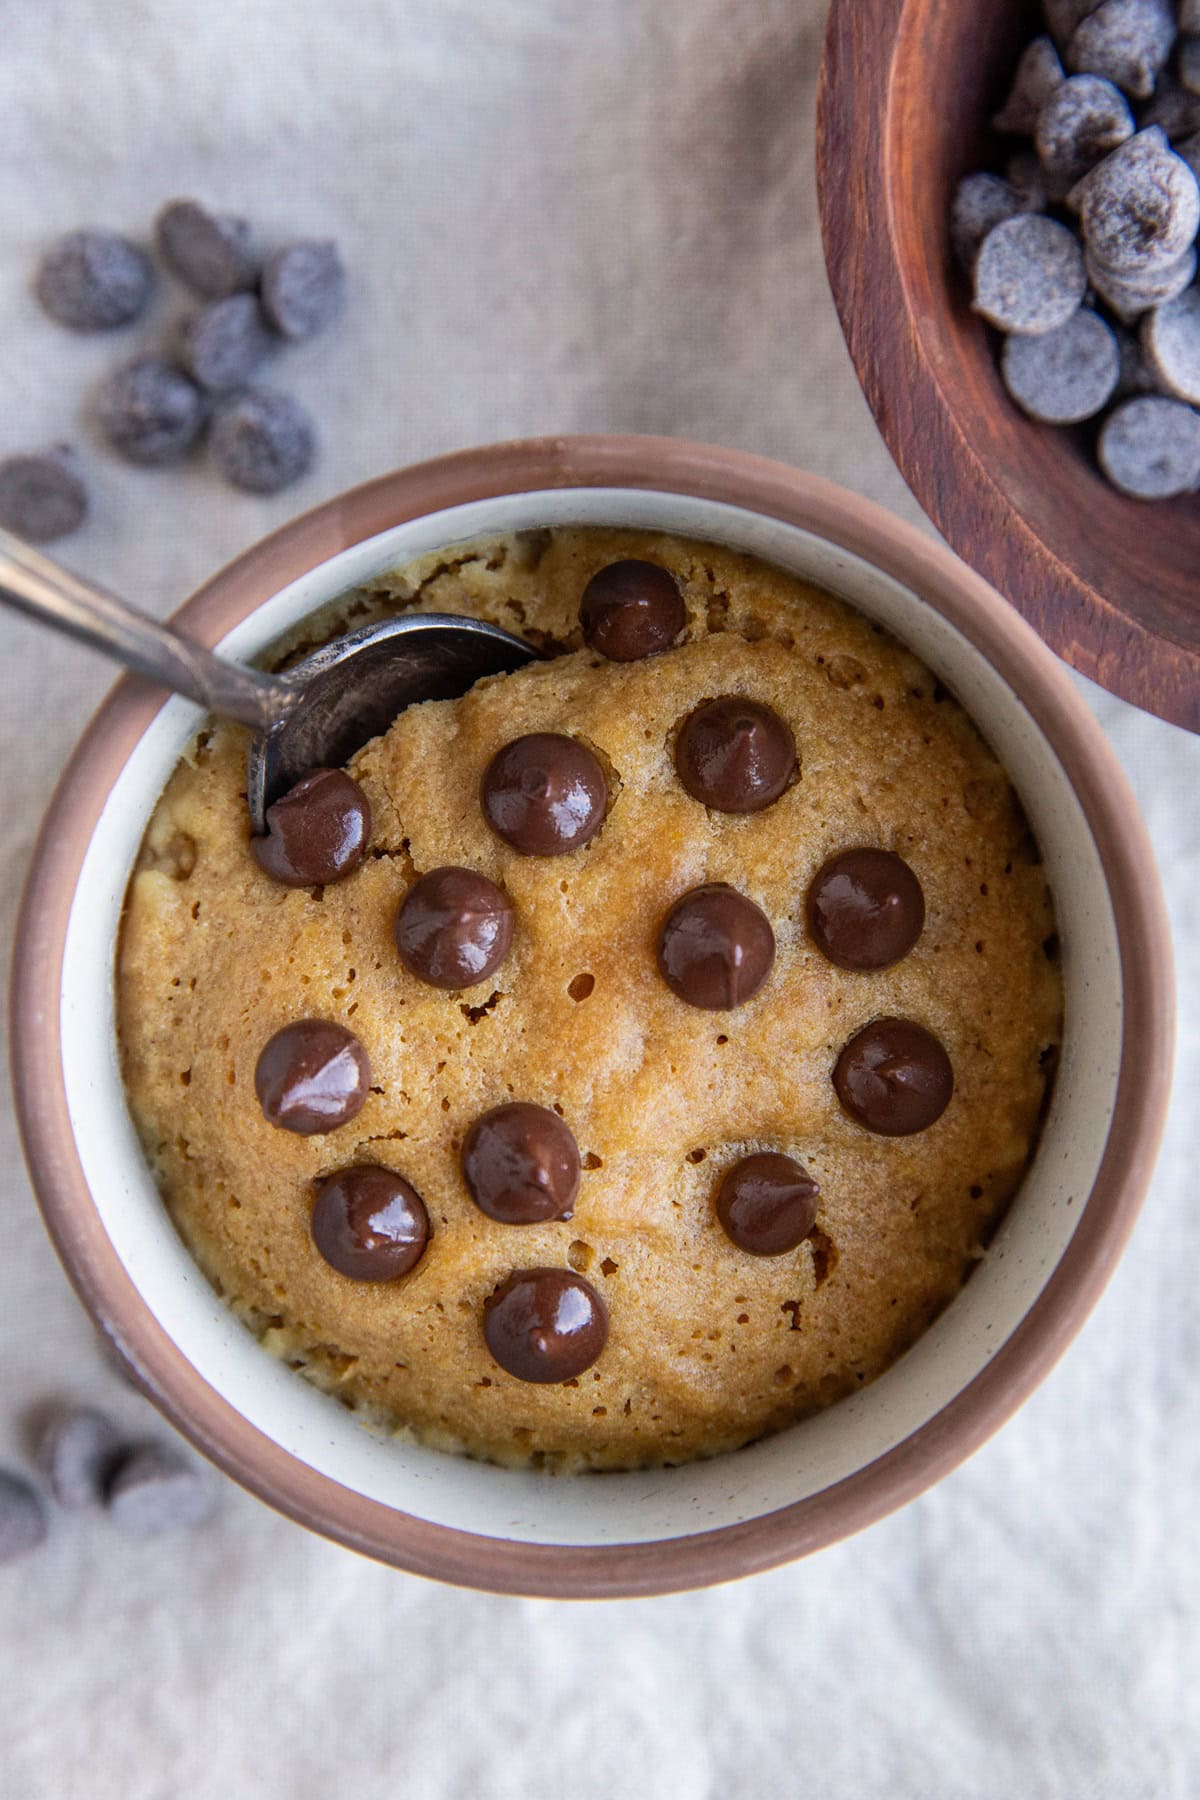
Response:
[[254, 1020, 369, 1134], [394, 866, 514, 989], [156, 199, 255, 299], [658, 883, 775, 1010], [994, 35, 1065, 135], [35, 229, 152, 331], [36, 1407, 122, 1509], [0, 447, 87, 542], [311, 1166, 429, 1279], [1085, 243, 1196, 320], [260, 239, 345, 340], [107, 1444, 216, 1533], [674, 696, 796, 813], [1098, 393, 1200, 494], [951, 175, 1033, 270], [95, 356, 207, 464], [180, 293, 273, 394], [251, 768, 371, 886], [807, 848, 926, 971], [0, 1468, 47, 1565], [1080, 129, 1200, 274], [483, 1269, 608, 1383], [1140, 285, 1200, 402], [481, 733, 608, 855], [1066, 0, 1175, 103], [579, 559, 686, 660], [209, 388, 315, 493], [1035, 74, 1134, 182], [833, 1019, 954, 1136], [973, 213, 1087, 334], [716, 1153, 820, 1256], [1001, 306, 1120, 420], [462, 1103, 581, 1223]]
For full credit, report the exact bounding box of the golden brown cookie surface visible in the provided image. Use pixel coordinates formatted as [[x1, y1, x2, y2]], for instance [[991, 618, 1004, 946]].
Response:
[[117, 529, 1062, 1471]]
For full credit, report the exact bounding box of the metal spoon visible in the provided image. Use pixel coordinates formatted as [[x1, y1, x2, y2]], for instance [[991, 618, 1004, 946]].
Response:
[[0, 527, 536, 832]]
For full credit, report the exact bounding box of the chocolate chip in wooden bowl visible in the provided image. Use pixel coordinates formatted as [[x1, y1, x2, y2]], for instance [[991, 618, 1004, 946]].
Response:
[[106, 1443, 217, 1534], [1140, 283, 1200, 401], [1035, 73, 1134, 185], [209, 388, 315, 493], [1001, 307, 1120, 421], [993, 34, 1065, 135], [156, 199, 255, 299], [260, 239, 345, 341], [950, 174, 1034, 272], [35, 228, 153, 331], [36, 1406, 123, 1509], [1079, 128, 1200, 274], [1066, 0, 1176, 103], [1084, 243, 1197, 321], [0, 446, 88, 542], [180, 293, 273, 394], [95, 355, 207, 465], [973, 214, 1087, 333], [1098, 393, 1200, 494], [0, 1468, 47, 1565]]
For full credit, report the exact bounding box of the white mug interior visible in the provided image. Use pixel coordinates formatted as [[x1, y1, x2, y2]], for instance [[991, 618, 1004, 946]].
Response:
[[58, 488, 1119, 1548]]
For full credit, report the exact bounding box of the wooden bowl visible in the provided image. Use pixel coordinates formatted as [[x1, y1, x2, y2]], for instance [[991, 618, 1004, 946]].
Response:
[[817, 0, 1200, 734]]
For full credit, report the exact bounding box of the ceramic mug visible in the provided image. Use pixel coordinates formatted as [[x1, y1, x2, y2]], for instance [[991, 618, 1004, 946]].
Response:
[[9, 437, 1175, 1597]]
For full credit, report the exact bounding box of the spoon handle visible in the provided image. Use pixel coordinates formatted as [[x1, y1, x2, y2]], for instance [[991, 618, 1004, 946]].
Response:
[[0, 527, 289, 732]]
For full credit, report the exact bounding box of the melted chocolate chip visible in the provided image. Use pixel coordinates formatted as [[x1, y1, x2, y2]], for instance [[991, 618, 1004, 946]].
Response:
[[674, 696, 797, 813], [251, 768, 371, 887], [716, 1153, 820, 1256], [481, 734, 608, 856], [254, 1020, 369, 1135], [807, 849, 925, 971], [462, 1103, 581, 1223], [394, 867, 514, 989], [483, 1269, 608, 1383], [311, 1165, 430, 1280], [657, 883, 775, 1010], [833, 1018, 953, 1137], [579, 560, 686, 661]]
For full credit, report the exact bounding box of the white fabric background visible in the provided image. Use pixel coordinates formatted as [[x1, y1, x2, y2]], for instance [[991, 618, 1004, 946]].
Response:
[[1, 3, 1196, 1795]]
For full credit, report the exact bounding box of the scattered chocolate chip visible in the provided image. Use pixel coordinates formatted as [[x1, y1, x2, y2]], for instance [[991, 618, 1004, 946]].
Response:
[[107, 1444, 216, 1533], [579, 559, 686, 660], [311, 1165, 429, 1279], [973, 214, 1087, 334], [674, 696, 797, 813], [180, 293, 273, 393], [35, 229, 153, 331], [260, 239, 345, 340], [1085, 243, 1196, 320], [716, 1153, 820, 1256], [994, 35, 1065, 134], [0, 1468, 47, 1565], [1066, 0, 1175, 103], [95, 356, 207, 465], [394, 866, 514, 989], [833, 1018, 954, 1136], [1140, 284, 1200, 402], [155, 199, 255, 299], [209, 387, 315, 493], [481, 733, 608, 855], [251, 768, 371, 886], [952, 176, 1031, 271], [462, 1103, 581, 1224], [1001, 306, 1120, 420], [483, 1269, 608, 1383], [1098, 393, 1200, 494], [657, 883, 775, 1010], [1035, 73, 1134, 183], [254, 1019, 369, 1134], [1080, 128, 1200, 274], [0, 446, 87, 542], [36, 1407, 122, 1509], [807, 848, 926, 971]]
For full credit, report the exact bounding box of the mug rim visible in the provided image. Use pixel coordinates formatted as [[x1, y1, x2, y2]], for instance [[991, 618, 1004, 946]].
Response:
[[8, 434, 1175, 1598]]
